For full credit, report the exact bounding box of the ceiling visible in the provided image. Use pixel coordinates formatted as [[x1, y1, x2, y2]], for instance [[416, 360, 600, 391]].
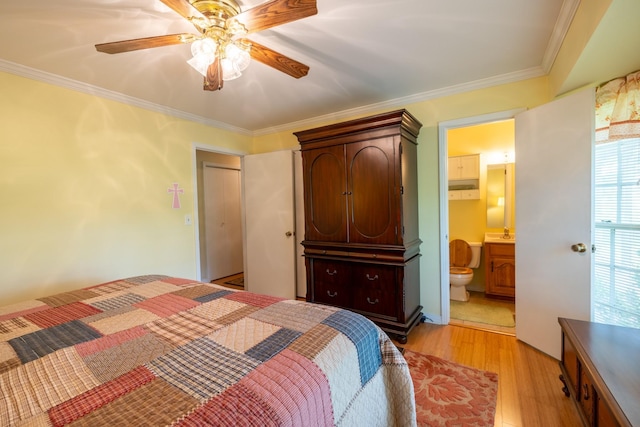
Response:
[[0, 0, 576, 134]]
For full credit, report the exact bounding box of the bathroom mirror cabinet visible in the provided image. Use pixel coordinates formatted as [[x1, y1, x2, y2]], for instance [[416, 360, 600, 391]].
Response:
[[486, 163, 514, 229]]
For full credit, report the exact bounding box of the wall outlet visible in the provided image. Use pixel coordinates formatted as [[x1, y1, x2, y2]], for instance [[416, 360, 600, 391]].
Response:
[[184, 214, 192, 226]]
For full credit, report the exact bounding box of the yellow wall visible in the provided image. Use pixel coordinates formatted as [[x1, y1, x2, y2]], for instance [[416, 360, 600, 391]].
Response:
[[0, 72, 251, 305], [0, 0, 609, 317]]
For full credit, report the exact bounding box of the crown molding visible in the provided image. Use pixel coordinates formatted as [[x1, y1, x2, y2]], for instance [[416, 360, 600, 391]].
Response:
[[0, 59, 253, 136], [253, 66, 546, 136], [541, 0, 581, 73]]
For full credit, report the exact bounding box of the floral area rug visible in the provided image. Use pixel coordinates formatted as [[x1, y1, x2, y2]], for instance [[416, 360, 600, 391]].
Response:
[[404, 350, 498, 426]]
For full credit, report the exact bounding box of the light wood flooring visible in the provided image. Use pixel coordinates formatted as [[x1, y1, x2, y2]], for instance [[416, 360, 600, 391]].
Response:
[[397, 323, 582, 426], [449, 291, 516, 335]]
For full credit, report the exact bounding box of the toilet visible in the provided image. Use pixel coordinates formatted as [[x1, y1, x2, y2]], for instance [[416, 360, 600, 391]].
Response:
[[449, 239, 482, 302]]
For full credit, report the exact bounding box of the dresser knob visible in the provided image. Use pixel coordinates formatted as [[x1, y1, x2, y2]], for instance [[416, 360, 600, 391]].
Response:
[[366, 274, 379, 281], [327, 290, 338, 298], [326, 269, 337, 276], [367, 297, 379, 305], [582, 384, 590, 400]]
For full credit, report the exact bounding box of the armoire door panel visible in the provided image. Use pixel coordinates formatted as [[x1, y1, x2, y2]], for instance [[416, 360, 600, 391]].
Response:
[[347, 139, 397, 244], [303, 145, 347, 242]]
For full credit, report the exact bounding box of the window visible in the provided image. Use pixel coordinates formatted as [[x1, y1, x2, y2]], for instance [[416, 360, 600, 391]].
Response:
[[593, 137, 640, 328]]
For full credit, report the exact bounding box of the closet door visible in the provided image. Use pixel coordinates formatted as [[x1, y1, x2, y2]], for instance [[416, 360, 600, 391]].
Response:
[[347, 138, 398, 245], [203, 165, 243, 281]]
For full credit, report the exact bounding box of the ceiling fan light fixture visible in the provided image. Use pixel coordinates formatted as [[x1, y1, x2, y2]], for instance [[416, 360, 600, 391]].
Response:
[[220, 57, 241, 81], [187, 38, 217, 76], [225, 42, 250, 72]]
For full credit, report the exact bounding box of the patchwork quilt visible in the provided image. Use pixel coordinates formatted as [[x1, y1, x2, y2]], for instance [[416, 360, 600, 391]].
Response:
[[0, 275, 416, 426]]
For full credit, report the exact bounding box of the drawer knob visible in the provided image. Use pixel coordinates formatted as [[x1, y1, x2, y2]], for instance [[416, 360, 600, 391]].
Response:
[[366, 274, 379, 281], [327, 290, 338, 298], [367, 297, 379, 305], [326, 269, 337, 276], [582, 384, 590, 401]]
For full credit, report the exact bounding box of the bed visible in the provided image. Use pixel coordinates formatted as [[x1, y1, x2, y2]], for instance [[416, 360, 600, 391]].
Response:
[[0, 275, 416, 426]]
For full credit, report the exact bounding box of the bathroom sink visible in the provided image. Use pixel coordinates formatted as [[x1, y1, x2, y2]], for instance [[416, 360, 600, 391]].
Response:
[[484, 232, 516, 243]]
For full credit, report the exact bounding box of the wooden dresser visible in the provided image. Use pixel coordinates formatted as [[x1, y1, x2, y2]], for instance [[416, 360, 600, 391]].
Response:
[[294, 110, 422, 343], [559, 318, 640, 427]]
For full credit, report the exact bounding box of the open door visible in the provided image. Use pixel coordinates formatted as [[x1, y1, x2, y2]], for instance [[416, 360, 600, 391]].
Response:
[[243, 150, 297, 299], [515, 88, 594, 359]]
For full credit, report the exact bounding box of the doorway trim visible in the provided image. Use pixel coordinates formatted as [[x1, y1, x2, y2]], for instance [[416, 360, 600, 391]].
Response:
[[437, 108, 525, 324], [191, 142, 247, 282]]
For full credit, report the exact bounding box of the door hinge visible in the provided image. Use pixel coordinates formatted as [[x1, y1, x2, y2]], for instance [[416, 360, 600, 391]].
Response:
[[400, 185, 404, 195], [592, 244, 596, 253]]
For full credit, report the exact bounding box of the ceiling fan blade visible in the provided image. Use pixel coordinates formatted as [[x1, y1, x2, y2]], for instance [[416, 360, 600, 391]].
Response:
[[95, 34, 195, 54], [204, 57, 223, 91], [231, 0, 317, 34], [159, 0, 206, 21], [246, 40, 309, 78]]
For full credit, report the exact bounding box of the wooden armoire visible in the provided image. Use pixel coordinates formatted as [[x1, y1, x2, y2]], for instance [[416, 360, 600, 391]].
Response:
[[294, 109, 423, 343]]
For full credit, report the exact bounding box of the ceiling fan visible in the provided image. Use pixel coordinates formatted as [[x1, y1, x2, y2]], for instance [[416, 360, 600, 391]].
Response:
[[95, 0, 317, 91]]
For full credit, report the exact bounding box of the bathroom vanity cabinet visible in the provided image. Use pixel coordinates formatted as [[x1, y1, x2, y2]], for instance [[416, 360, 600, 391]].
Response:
[[559, 318, 640, 426], [484, 242, 515, 299], [295, 109, 423, 344]]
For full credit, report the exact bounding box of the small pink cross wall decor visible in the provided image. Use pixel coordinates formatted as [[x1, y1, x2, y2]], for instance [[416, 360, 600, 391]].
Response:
[[168, 183, 183, 209]]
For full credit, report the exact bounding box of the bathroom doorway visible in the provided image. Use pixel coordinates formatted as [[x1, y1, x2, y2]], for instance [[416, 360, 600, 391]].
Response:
[[440, 110, 519, 334]]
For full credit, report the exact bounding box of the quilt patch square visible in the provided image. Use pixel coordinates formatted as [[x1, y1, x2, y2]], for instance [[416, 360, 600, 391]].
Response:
[[194, 289, 234, 304], [87, 293, 146, 312], [239, 349, 334, 427], [37, 290, 101, 308], [86, 280, 136, 295], [224, 292, 282, 308], [48, 365, 156, 426], [245, 328, 302, 362], [127, 281, 182, 299], [122, 275, 170, 285], [134, 293, 199, 318], [288, 323, 339, 360], [208, 318, 281, 354], [145, 311, 222, 347], [322, 310, 382, 386], [248, 300, 334, 333], [0, 347, 101, 425], [83, 332, 173, 383], [23, 302, 103, 329], [87, 308, 160, 336], [171, 284, 223, 301], [147, 338, 259, 401], [9, 320, 102, 363], [0, 317, 41, 341], [177, 382, 282, 426], [57, 377, 199, 426], [0, 300, 48, 321]]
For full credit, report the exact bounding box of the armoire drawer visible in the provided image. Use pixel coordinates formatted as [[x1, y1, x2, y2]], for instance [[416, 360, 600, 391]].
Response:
[[311, 259, 350, 308], [350, 264, 398, 318]]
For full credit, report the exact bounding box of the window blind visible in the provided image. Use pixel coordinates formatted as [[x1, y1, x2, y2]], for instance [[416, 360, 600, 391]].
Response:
[[593, 138, 640, 328]]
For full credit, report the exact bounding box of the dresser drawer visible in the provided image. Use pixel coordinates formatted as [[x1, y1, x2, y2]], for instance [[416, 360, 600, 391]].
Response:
[[580, 368, 595, 425], [311, 259, 350, 308], [350, 264, 398, 318]]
